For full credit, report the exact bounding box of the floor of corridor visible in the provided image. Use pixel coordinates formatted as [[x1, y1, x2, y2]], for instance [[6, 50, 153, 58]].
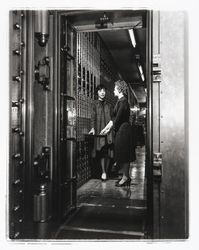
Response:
[[56, 146, 147, 240]]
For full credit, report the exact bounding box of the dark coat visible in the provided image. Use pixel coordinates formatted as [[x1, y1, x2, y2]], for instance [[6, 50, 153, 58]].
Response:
[[90, 100, 113, 157], [113, 96, 135, 163]]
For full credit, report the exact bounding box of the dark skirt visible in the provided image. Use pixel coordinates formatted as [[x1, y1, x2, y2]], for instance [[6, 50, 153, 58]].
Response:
[[114, 122, 135, 164]]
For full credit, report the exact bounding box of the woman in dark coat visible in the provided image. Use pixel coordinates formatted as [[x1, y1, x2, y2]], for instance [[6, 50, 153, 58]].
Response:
[[100, 80, 133, 187], [89, 84, 113, 181]]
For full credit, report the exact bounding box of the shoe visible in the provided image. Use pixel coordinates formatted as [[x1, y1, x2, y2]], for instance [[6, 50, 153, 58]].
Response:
[[115, 177, 131, 187], [115, 178, 122, 185], [101, 173, 107, 181]]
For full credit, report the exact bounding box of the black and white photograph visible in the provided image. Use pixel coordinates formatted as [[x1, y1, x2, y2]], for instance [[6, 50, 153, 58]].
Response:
[[1, 0, 199, 249]]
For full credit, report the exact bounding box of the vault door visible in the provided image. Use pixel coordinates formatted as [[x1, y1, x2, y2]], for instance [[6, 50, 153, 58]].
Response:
[[9, 10, 27, 239], [152, 11, 188, 239], [145, 10, 154, 238], [58, 15, 77, 218], [32, 11, 55, 226]]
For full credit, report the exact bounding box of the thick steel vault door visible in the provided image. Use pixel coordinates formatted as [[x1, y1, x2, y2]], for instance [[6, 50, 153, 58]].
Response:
[[152, 11, 188, 239], [9, 11, 78, 238], [9, 10, 27, 239], [9, 10, 55, 238], [57, 14, 77, 218]]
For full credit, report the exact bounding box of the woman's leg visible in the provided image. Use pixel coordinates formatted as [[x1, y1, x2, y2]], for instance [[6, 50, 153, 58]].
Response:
[[101, 158, 105, 174], [105, 157, 110, 173], [118, 162, 130, 184], [101, 158, 107, 180], [123, 162, 130, 178], [101, 156, 110, 180]]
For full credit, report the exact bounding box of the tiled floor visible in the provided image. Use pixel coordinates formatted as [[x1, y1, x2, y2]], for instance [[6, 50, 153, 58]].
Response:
[[77, 146, 146, 208], [55, 146, 147, 239]]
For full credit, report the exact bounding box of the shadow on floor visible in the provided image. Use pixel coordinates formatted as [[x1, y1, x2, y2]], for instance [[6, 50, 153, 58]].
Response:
[[55, 205, 146, 239]]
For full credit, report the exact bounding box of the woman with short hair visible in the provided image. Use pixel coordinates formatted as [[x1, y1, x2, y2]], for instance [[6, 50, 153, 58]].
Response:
[[89, 84, 113, 181]]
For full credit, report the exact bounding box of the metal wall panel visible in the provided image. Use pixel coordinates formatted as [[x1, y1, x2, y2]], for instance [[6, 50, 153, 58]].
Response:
[[145, 10, 153, 238], [153, 11, 188, 238], [152, 11, 161, 239], [152, 11, 160, 153]]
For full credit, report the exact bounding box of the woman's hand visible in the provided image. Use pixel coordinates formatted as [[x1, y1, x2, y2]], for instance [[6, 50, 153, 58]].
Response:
[[88, 128, 95, 135], [100, 120, 113, 135], [100, 128, 110, 135]]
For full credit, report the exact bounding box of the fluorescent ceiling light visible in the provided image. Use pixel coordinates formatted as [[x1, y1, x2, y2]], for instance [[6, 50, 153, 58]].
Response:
[[138, 64, 145, 82], [128, 29, 136, 48], [141, 74, 145, 82], [138, 64, 143, 75]]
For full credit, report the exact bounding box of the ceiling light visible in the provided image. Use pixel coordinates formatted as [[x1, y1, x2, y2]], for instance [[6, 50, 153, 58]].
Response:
[[141, 74, 145, 82], [128, 29, 136, 48], [138, 64, 145, 82], [138, 64, 143, 75]]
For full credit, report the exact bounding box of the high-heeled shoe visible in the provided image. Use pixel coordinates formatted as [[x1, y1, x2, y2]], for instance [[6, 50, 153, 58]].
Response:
[[101, 173, 107, 181], [115, 178, 122, 185], [115, 177, 131, 187]]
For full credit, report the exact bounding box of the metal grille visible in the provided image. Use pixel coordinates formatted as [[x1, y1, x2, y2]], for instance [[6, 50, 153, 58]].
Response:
[[76, 32, 99, 186]]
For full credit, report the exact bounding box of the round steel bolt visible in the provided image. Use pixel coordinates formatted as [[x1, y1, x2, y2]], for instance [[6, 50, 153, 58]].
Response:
[[14, 23, 21, 30]]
